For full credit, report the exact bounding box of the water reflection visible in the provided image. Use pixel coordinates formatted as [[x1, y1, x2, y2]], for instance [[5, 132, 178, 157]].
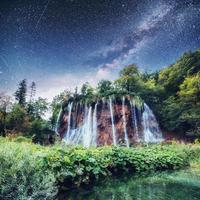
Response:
[[61, 169, 200, 200]]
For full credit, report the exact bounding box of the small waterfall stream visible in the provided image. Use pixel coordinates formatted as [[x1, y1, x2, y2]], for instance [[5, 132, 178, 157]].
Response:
[[64, 102, 73, 143], [55, 106, 62, 135], [63, 104, 98, 147], [130, 100, 139, 142], [91, 103, 98, 146], [142, 103, 163, 143], [83, 106, 92, 147], [109, 97, 117, 146], [122, 97, 130, 147]]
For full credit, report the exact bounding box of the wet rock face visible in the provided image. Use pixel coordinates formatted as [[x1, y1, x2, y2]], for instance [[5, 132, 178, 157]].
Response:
[[58, 99, 141, 146], [96, 102, 113, 146], [57, 97, 163, 147], [97, 101, 134, 146]]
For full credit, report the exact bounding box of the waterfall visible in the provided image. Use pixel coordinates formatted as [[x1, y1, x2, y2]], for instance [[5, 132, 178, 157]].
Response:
[[142, 103, 163, 143], [130, 100, 139, 142], [63, 104, 98, 147], [60, 96, 163, 147], [83, 106, 93, 147], [55, 105, 62, 135], [109, 97, 117, 146], [122, 97, 130, 147], [66, 103, 83, 145], [91, 103, 98, 147], [64, 102, 73, 143]]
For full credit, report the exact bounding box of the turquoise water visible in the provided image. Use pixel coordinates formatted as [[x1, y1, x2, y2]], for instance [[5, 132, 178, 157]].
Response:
[[62, 169, 200, 200]]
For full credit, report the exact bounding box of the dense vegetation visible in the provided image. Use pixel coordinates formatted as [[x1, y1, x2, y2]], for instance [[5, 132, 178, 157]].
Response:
[[0, 49, 200, 142], [0, 80, 55, 144], [1, 137, 200, 200], [153, 50, 200, 138]]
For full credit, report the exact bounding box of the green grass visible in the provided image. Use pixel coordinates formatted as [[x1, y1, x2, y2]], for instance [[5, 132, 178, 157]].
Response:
[[0, 137, 200, 200]]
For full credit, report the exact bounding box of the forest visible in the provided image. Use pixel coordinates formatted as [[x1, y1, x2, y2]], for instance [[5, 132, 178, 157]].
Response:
[[0, 49, 200, 143]]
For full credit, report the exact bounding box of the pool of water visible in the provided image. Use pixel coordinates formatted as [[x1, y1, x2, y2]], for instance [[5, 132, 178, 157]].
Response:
[[61, 168, 200, 200]]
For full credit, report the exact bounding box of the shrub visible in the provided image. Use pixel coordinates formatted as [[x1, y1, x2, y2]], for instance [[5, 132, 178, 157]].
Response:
[[0, 141, 57, 200]]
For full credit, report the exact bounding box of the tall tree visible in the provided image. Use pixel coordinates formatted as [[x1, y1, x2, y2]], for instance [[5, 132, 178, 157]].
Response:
[[115, 64, 142, 94], [31, 98, 49, 119], [29, 82, 36, 102], [119, 64, 140, 77], [80, 82, 94, 103], [97, 80, 113, 97], [14, 79, 27, 107]]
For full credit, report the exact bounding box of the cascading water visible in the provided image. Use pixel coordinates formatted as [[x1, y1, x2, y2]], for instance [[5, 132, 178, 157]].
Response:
[[64, 102, 73, 144], [122, 96, 130, 147], [68, 104, 88, 145], [63, 104, 98, 147], [58, 96, 163, 147], [109, 97, 117, 146], [130, 100, 139, 142], [82, 106, 93, 147], [142, 103, 163, 143], [91, 103, 98, 146], [55, 106, 62, 135]]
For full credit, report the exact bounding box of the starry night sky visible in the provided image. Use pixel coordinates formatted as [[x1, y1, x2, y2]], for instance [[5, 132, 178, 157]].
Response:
[[1, 0, 200, 100]]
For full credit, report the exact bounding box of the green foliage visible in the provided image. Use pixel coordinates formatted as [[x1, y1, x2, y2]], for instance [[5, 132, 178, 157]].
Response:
[[29, 119, 54, 144], [27, 97, 49, 119], [1, 138, 199, 199], [158, 50, 200, 95], [6, 104, 29, 133], [97, 80, 113, 97], [29, 119, 46, 142], [178, 73, 200, 104], [119, 64, 140, 77], [12, 136, 32, 143], [50, 90, 72, 129], [160, 96, 184, 131], [143, 49, 200, 137], [80, 82, 94, 103], [52, 90, 72, 105], [178, 75, 200, 135], [0, 79, 52, 143], [139, 78, 165, 110], [0, 140, 57, 200], [115, 64, 143, 95]]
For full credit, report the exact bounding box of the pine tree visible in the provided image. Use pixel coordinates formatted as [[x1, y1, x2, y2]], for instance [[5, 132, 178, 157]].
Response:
[[30, 82, 36, 102], [14, 79, 27, 107]]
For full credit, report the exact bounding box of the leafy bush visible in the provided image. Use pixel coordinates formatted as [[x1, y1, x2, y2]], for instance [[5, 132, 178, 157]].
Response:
[[0, 141, 57, 200], [0, 138, 200, 199]]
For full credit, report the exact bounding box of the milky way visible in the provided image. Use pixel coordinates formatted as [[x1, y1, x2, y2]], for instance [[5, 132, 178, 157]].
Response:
[[0, 0, 200, 100]]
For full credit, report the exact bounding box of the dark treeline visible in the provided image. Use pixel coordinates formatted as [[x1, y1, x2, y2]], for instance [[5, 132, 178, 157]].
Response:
[[0, 49, 200, 142]]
